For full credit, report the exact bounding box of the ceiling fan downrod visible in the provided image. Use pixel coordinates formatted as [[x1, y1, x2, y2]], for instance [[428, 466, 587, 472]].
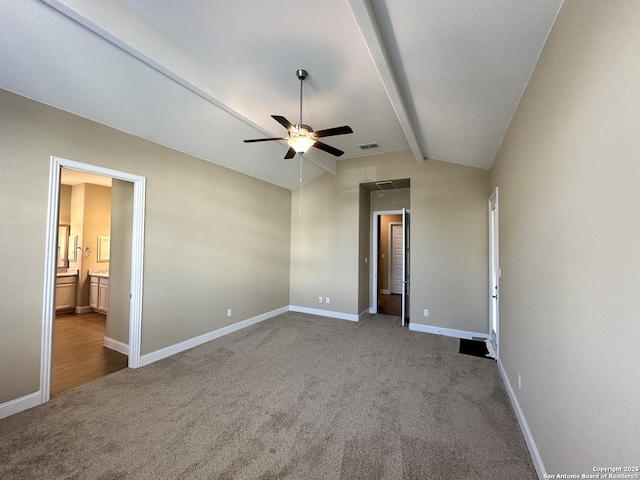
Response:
[[296, 69, 308, 130]]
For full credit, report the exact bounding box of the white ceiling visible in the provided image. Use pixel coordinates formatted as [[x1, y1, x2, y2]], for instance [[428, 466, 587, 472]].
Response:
[[0, 0, 563, 190]]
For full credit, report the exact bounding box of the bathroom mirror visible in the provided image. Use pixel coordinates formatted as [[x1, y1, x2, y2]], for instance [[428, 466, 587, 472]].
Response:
[[97, 235, 110, 262], [68, 234, 78, 262], [57, 224, 70, 268]]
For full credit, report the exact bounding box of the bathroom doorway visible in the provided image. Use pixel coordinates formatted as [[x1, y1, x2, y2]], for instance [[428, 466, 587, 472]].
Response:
[[52, 169, 127, 396], [42, 156, 146, 404]]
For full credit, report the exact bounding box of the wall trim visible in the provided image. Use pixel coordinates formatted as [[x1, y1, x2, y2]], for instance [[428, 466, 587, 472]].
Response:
[[75, 305, 93, 314], [408, 323, 488, 340], [0, 391, 41, 420], [139, 306, 288, 367], [358, 309, 370, 320], [104, 337, 130, 356], [497, 358, 546, 479], [289, 305, 359, 322]]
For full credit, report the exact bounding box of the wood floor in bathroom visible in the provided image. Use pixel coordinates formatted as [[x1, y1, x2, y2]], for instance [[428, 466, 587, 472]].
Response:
[[377, 293, 402, 317], [52, 312, 128, 396]]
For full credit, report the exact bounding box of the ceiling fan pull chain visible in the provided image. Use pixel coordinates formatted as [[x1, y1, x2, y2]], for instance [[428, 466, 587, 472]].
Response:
[[299, 156, 303, 216]]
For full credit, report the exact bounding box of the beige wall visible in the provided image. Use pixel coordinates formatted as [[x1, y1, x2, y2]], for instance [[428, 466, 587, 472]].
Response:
[[0, 89, 291, 403], [370, 187, 410, 212], [58, 184, 71, 225], [106, 179, 133, 345], [357, 186, 370, 314], [489, 0, 640, 473], [77, 183, 112, 307], [291, 151, 489, 331]]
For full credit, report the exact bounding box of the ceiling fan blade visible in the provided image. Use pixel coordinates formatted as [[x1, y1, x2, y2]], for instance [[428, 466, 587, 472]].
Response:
[[272, 115, 294, 131], [313, 125, 353, 138], [243, 137, 286, 143], [284, 147, 297, 159], [312, 141, 345, 157]]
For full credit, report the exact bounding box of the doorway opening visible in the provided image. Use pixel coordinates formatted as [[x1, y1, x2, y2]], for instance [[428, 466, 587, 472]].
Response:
[[371, 208, 410, 325], [52, 169, 127, 396], [42, 156, 146, 404]]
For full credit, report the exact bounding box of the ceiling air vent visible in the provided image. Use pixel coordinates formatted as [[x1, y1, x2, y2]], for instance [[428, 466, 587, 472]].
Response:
[[358, 142, 379, 150], [375, 181, 397, 190]]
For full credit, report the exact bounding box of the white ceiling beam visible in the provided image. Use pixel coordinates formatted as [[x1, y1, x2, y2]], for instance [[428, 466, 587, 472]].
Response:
[[38, 0, 336, 174], [348, 0, 425, 163]]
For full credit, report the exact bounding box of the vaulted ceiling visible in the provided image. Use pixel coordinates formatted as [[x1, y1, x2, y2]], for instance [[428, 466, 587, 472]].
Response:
[[0, 0, 563, 189]]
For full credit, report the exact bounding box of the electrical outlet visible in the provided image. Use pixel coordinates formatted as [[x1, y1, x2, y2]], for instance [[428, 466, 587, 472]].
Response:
[[227, 308, 232, 317], [423, 309, 429, 317], [318, 296, 323, 303], [518, 373, 522, 390], [326, 297, 331, 304]]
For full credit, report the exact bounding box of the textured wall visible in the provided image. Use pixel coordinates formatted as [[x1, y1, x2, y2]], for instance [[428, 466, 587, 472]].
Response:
[[490, 0, 640, 473], [291, 151, 489, 332]]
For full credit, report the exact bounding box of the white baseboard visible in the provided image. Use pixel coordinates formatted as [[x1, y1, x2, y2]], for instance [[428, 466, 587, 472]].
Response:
[[369, 307, 376, 314], [359, 309, 370, 320], [104, 337, 129, 356], [0, 391, 41, 419], [497, 359, 546, 479], [408, 323, 488, 340], [289, 305, 359, 322], [380, 289, 390, 295], [75, 305, 92, 314], [139, 306, 288, 367]]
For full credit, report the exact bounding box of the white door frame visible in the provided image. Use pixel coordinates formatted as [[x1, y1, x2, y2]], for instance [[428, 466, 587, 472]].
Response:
[[401, 208, 410, 327], [41, 156, 146, 403], [370, 210, 403, 313], [488, 187, 499, 358]]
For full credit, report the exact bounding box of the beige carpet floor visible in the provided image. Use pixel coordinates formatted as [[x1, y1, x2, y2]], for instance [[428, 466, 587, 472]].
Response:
[[0, 312, 536, 479]]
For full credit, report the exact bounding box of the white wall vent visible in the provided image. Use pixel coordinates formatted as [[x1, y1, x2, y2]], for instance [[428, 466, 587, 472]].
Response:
[[358, 142, 379, 150]]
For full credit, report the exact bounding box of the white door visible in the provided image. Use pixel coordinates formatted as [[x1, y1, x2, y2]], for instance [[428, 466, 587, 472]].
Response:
[[401, 208, 410, 326], [390, 224, 404, 294], [488, 188, 499, 358]]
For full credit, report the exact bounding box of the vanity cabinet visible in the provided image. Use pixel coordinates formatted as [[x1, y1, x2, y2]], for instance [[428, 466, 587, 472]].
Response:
[[89, 276, 109, 313], [55, 275, 77, 312]]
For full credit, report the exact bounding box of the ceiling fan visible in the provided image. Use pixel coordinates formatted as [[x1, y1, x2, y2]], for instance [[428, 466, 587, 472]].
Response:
[[243, 69, 353, 159]]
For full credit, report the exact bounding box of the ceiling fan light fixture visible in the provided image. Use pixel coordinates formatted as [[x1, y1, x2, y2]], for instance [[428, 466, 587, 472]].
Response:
[[287, 136, 315, 153]]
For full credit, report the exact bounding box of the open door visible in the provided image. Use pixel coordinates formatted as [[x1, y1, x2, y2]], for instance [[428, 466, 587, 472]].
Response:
[[488, 188, 499, 358], [401, 208, 410, 326]]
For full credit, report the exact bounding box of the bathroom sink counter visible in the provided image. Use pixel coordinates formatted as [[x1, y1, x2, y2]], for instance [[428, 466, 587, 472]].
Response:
[[88, 270, 109, 278], [56, 269, 78, 277]]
